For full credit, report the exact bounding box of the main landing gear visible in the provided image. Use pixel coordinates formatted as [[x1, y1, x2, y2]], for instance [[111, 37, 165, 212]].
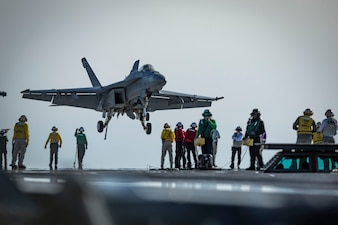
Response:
[[97, 121, 104, 133], [97, 111, 113, 140], [140, 112, 151, 135], [96, 111, 152, 138]]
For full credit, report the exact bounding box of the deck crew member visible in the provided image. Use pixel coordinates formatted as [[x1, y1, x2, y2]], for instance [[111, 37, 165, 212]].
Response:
[[11, 115, 30, 170], [185, 122, 198, 169], [293, 108, 316, 144], [319, 109, 337, 144], [45, 126, 63, 170], [244, 109, 265, 170], [161, 123, 175, 169], [0, 129, 9, 170], [75, 127, 87, 169], [312, 122, 323, 144]]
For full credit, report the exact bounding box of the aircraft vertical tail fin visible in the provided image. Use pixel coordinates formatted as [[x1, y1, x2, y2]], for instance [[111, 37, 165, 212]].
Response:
[[81, 58, 102, 87], [130, 60, 140, 73]]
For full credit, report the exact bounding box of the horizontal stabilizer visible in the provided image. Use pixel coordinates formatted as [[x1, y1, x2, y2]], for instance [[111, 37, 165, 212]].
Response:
[[82, 58, 102, 87]]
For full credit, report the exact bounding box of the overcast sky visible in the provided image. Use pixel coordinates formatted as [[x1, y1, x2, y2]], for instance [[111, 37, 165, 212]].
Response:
[[1, 0, 338, 169]]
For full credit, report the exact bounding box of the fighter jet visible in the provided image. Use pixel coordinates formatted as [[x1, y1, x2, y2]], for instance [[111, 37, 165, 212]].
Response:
[[21, 58, 223, 139]]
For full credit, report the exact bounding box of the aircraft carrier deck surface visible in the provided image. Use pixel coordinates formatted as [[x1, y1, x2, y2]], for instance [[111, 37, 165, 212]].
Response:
[[1, 169, 338, 225]]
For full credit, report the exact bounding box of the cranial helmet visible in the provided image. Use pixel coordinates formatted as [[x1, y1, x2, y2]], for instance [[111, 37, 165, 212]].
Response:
[[191, 122, 197, 128], [176, 122, 183, 127], [325, 109, 334, 117], [235, 126, 242, 131], [19, 115, 27, 122], [202, 109, 212, 117], [164, 123, 170, 128], [79, 127, 85, 132], [51, 126, 58, 131], [250, 108, 261, 117], [303, 108, 313, 116]]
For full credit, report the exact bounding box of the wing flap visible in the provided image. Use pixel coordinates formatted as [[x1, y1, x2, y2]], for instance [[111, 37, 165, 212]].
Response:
[[148, 90, 223, 111], [22, 93, 53, 102], [21, 89, 100, 110], [52, 94, 99, 110]]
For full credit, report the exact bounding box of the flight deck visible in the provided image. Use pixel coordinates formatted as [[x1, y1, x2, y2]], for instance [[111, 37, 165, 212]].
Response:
[[1, 168, 338, 225]]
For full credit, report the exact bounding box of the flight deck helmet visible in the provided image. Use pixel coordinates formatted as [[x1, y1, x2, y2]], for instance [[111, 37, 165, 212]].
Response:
[[19, 115, 27, 122], [235, 126, 242, 131], [325, 109, 334, 117], [191, 122, 197, 128], [202, 109, 212, 117], [303, 108, 313, 116], [250, 108, 261, 117]]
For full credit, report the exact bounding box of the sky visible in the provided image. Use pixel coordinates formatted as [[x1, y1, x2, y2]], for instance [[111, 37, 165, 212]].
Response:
[[1, 0, 338, 170]]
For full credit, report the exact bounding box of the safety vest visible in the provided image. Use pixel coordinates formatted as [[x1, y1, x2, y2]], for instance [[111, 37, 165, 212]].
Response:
[[161, 128, 175, 142], [297, 116, 314, 134], [13, 122, 29, 141], [46, 132, 62, 145], [76, 133, 87, 145]]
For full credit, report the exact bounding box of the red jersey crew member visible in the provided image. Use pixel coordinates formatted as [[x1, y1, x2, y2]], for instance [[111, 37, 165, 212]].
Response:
[[185, 122, 198, 169], [45, 126, 63, 170], [11, 115, 30, 170], [174, 122, 186, 169]]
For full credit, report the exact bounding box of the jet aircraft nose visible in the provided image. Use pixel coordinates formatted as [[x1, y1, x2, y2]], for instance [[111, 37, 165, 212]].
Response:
[[157, 73, 166, 86], [153, 72, 166, 86], [148, 72, 166, 92]]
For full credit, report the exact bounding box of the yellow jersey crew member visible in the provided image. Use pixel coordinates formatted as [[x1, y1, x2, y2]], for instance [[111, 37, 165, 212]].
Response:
[[161, 123, 175, 169], [293, 108, 316, 144], [312, 122, 323, 144], [11, 115, 30, 170], [45, 126, 63, 170]]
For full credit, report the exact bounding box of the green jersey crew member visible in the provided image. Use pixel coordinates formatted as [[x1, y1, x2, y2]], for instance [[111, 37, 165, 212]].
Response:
[[196, 109, 217, 155], [0, 129, 9, 170], [75, 127, 88, 169]]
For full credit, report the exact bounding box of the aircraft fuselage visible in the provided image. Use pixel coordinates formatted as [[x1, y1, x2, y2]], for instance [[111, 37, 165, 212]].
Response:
[[124, 68, 166, 105]]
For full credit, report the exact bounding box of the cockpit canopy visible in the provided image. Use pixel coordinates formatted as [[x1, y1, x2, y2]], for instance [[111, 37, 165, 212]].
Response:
[[139, 64, 155, 72]]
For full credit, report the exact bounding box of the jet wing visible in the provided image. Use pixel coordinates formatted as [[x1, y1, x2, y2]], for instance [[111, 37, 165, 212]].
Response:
[[148, 90, 224, 111], [21, 77, 141, 110], [21, 87, 102, 110]]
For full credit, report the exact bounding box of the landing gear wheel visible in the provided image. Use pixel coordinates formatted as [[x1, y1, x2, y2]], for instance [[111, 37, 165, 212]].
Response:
[[97, 121, 104, 133], [146, 123, 152, 134], [146, 113, 150, 121]]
